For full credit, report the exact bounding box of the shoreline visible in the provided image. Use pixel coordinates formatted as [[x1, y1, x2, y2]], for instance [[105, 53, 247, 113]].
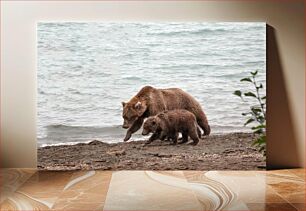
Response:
[[37, 129, 252, 147], [38, 131, 250, 147], [38, 132, 266, 171]]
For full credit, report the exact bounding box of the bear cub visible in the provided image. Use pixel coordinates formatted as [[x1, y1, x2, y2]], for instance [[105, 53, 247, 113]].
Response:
[[142, 109, 200, 145]]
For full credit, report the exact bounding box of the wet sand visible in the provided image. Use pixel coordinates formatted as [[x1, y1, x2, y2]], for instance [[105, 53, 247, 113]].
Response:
[[38, 132, 265, 170]]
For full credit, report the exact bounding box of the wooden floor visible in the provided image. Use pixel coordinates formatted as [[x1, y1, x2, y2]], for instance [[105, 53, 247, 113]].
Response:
[[0, 169, 304, 210]]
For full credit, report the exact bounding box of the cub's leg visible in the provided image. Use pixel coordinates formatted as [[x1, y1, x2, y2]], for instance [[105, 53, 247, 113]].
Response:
[[180, 132, 189, 144], [145, 131, 160, 145], [160, 130, 168, 141], [160, 133, 167, 141], [124, 117, 144, 142], [171, 132, 178, 145]]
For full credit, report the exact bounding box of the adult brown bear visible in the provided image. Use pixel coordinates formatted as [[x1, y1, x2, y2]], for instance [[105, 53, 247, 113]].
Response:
[[121, 86, 210, 142]]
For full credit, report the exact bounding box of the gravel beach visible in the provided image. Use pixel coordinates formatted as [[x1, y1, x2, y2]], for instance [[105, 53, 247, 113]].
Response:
[[38, 132, 265, 171]]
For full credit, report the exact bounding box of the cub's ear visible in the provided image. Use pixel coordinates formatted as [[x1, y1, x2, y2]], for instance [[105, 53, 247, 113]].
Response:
[[121, 102, 126, 107], [158, 113, 165, 118], [134, 101, 142, 110]]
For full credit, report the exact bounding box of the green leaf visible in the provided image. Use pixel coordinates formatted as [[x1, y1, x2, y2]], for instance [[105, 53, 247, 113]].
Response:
[[252, 135, 266, 146], [254, 128, 264, 134], [251, 107, 262, 113], [244, 92, 257, 98], [252, 124, 266, 130], [256, 84, 263, 89], [244, 118, 255, 126], [233, 90, 242, 97], [257, 119, 266, 125], [259, 146, 266, 152], [242, 112, 252, 116], [240, 77, 252, 83], [251, 70, 258, 76], [257, 139, 265, 145]]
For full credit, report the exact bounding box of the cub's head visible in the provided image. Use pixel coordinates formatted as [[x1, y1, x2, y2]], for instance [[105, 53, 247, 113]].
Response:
[[121, 100, 147, 129], [142, 116, 160, 135]]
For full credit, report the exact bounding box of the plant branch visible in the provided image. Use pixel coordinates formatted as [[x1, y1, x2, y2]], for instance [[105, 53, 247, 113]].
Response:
[[252, 74, 266, 120]]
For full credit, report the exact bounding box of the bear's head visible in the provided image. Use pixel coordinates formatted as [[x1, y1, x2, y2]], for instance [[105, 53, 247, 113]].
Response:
[[142, 116, 160, 135], [121, 99, 147, 129]]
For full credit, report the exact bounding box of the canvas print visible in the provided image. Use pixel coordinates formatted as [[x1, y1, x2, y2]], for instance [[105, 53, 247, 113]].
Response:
[[37, 22, 266, 170]]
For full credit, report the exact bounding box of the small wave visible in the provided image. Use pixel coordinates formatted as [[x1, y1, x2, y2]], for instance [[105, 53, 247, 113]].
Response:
[[67, 88, 81, 94], [38, 134, 147, 147], [40, 140, 93, 147], [38, 124, 146, 147], [214, 72, 245, 78], [44, 124, 131, 138], [121, 76, 147, 81], [154, 63, 217, 71], [243, 61, 265, 65], [39, 124, 128, 146], [46, 124, 122, 131], [147, 28, 227, 37]]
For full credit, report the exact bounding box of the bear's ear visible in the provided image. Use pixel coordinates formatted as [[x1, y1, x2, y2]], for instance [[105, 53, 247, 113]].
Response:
[[134, 101, 142, 110], [121, 102, 126, 107], [134, 101, 147, 116]]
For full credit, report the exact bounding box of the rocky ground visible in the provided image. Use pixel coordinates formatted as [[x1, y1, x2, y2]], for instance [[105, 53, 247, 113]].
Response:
[[38, 132, 266, 171]]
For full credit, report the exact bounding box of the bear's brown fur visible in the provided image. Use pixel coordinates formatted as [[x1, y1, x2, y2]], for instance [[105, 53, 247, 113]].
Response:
[[142, 109, 200, 145], [122, 86, 210, 142]]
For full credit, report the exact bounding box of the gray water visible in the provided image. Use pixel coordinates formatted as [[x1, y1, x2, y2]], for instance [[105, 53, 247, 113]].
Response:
[[37, 22, 266, 146]]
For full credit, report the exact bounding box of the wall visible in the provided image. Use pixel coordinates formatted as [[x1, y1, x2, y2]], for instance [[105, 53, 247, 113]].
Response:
[[1, 1, 304, 168]]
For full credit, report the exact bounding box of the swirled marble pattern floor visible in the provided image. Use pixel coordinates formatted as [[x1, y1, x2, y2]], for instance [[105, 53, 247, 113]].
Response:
[[0, 169, 304, 210]]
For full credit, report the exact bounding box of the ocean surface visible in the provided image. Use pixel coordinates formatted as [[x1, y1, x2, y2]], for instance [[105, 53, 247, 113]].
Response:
[[37, 22, 266, 146]]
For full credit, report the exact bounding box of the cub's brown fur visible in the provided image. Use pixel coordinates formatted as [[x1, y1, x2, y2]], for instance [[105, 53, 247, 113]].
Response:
[[142, 110, 200, 145], [122, 86, 210, 142]]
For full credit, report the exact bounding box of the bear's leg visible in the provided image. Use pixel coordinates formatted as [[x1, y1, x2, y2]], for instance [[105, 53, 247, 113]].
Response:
[[196, 111, 211, 136], [197, 126, 201, 138], [180, 132, 188, 144], [189, 127, 200, 145], [145, 131, 160, 145], [123, 117, 144, 142]]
